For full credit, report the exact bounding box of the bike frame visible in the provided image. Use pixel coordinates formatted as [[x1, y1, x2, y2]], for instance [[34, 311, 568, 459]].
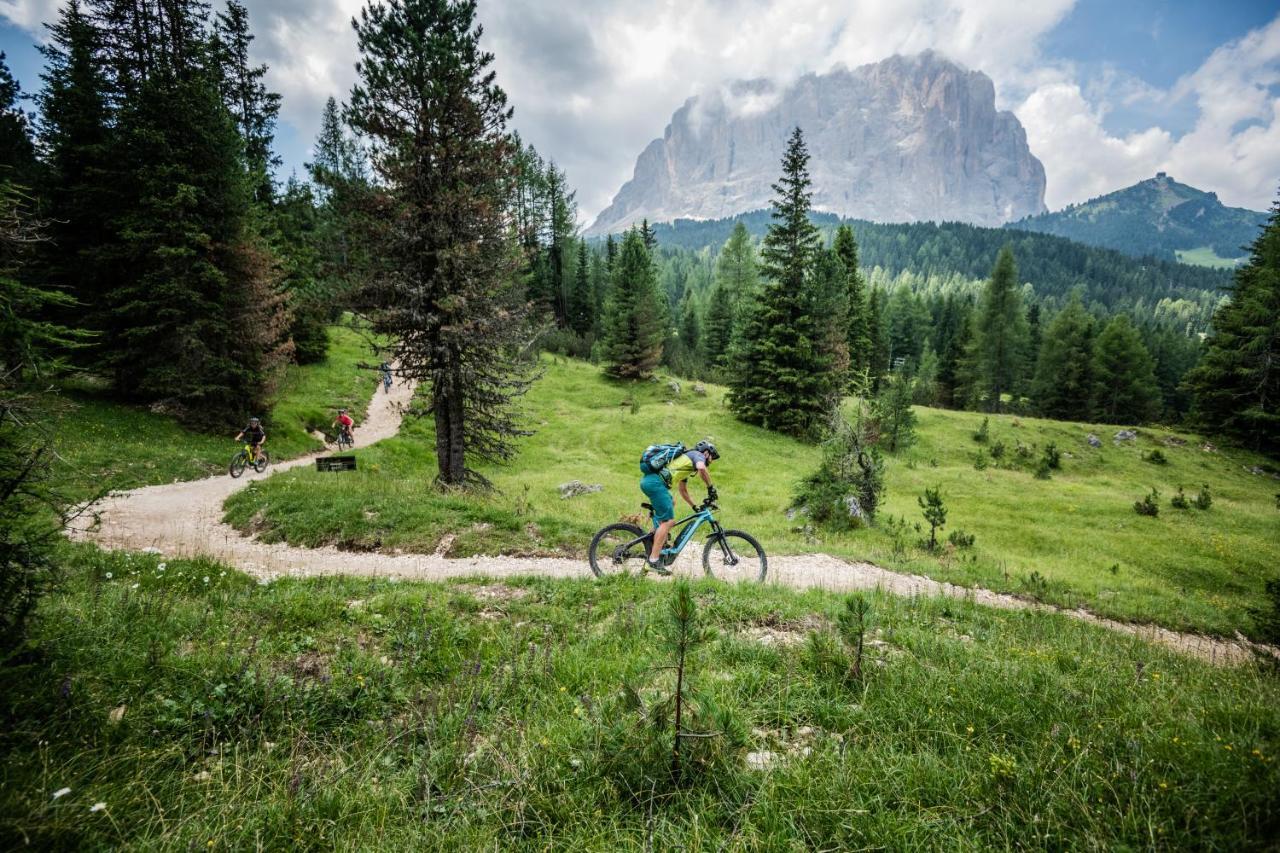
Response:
[[625, 505, 722, 559]]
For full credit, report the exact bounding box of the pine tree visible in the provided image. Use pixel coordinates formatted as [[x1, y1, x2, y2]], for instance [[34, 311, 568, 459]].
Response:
[[679, 290, 701, 359], [812, 245, 850, 402], [1185, 193, 1280, 450], [933, 294, 971, 408], [1025, 302, 1042, 388], [1092, 314, 1161, 424], [601, 229, 665, 379], [969, 245, 1029, 412], [567, 238, 594, 336], [640, 218, 657, 252], [867, 286, 889, 384], [729, 127, 828, 438], [0, 53, 37, 184], [212, 0, 281, 206], [834, 224, 870, 378], [349, 0, 536, 487], [274, 175, 328, 363], [1031, 293, 1095, 419], [308, 96, 369, 306], [543, 162, 575, 325]]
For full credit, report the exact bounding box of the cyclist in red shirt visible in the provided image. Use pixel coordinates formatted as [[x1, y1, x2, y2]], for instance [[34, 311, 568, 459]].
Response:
[[333, 408, 354, 446]]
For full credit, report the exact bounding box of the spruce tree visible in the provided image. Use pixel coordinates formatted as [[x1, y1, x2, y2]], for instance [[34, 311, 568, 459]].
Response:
[[640, 218, 657, 252], [1031, 294, 1095, 419], [349, 0, 535, 486], [567, 238, 594, 336], [601, 229, 665, 379], [834, 224, 870, 378], [867, 286, 889, 384], [1185, 193, 1280, 450], [308, 96, 369, 307], [0, 54, 37, 184], [729, 127, 828, 438], [702, 278, 734, 370], [1092, 314, 1161, 424], [969, 245, 1029, 412], [812, 244, 850, 402], [36, 0, 113, 341], [933, 294, 971, 408]]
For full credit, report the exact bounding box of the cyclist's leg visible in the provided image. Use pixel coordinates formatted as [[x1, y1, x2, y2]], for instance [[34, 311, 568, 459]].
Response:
[[640, 474, 675, 562]]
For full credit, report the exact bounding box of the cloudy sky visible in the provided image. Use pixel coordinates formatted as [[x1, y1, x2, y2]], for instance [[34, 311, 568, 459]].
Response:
[[2, 0, 1277, 223]]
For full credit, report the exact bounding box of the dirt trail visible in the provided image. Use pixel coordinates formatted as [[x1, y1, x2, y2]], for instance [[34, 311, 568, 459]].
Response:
[[70, 377, 1264, 667]]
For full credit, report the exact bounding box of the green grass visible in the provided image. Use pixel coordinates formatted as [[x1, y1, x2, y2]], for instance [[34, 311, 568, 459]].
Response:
[[2, 547, 1277, 849], [225, 356, 1280, 639], [1175, 246, 1244, 269], [48, 325, 380, 500]]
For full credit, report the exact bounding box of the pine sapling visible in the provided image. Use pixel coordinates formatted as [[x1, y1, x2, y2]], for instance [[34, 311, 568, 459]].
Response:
[[837, 594, 872, 684], [1193, 484, 1212, 511], [918, 486, 947, 552]]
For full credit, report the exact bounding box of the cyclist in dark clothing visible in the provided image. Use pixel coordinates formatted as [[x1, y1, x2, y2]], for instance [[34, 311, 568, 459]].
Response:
[[235, 417, 266, 463]]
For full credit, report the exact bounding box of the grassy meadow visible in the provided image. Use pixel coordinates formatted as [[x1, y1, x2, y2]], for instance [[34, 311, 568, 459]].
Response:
[[49, 324, 381, 501], [223, 355, 1280, 639], [1, 547, 1276, 849]]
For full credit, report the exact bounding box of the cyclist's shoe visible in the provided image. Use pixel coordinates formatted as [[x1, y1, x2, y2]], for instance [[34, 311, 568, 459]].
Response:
[[643, 559, 671, 576]]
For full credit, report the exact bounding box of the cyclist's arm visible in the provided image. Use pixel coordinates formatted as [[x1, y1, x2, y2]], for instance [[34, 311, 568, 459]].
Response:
[[678, 479, 696, 509], [696, 462, 713, 489], [235, 431, 244, 441]]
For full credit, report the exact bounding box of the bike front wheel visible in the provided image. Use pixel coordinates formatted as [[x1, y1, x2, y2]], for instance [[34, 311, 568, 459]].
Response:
[[229, 451, 248, 478], [253, 451, 270, 473], [588, 522, 648, 578], [336, 434, 351, 452], [702, 529, 767, 583]]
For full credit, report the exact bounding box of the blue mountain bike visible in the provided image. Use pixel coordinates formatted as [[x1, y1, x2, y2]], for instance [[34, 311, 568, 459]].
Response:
[[588, 495, 767, 582]]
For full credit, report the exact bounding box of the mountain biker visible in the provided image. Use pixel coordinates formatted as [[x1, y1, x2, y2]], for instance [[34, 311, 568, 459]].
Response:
[[380, 361, 393, 391], [641, 440, 719, 574], [333, 408, 354, 444], [235, 417, 266, 463]]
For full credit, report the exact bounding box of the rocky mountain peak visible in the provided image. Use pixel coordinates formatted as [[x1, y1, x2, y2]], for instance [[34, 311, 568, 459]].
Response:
[[586, 52, 1046, 236]]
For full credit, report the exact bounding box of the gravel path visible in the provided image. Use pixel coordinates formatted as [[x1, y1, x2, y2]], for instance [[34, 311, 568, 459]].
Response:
[[70, 377, 1265, 667]]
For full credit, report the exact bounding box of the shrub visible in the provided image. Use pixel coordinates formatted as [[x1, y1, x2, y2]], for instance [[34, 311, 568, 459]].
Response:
[[1043, 443, 1061, 470], [990, 439, 1006, 460], [1250, 578, 1280, 645], [1014, 440, 1033, 462], [1170, 486, 1189, 510], [793, 403, 885, 529], [1144, 449, 1168, 465], [1133, 488, 1160, 517], [973, 450, 989, 471], [1193, 484, 1212, 511], [873, 370, 917, 453], [972, 417, 989, 444], [1020, 570, 1049, 600], [1034, 459, 1052, 480], [948, 530, 975, 549]]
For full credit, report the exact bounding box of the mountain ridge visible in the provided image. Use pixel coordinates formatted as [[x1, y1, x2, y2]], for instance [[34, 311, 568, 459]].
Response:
[[587, 51, 1046, 236]]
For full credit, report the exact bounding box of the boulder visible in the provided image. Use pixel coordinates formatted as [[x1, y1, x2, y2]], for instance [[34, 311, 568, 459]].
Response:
[[841, 495, 864, 520], [1113, 430, 1137, 443], [558, 481, 603, 499], [1087, 434, 1102, 448], [693, 383, 707, 396], [667, 380, 681, 395]]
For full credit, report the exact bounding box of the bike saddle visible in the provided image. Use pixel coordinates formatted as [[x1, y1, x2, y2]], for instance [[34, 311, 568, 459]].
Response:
[[640, 502, 654, 512]]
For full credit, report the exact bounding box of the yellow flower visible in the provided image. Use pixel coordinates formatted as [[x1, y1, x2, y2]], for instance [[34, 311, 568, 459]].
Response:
[[1159, 781, 1168, 789], [966, 726, 974, 734]]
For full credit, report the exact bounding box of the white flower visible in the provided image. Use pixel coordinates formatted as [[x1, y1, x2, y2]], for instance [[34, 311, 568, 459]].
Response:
[[202, 576, 210, 584], [131, 583, 140, 590], [219, 571, 226, 577], [157, 563, 166, 571], [89, 802, 106, 813], [104, 572, 112, 579], [51, 787, 71, 800]]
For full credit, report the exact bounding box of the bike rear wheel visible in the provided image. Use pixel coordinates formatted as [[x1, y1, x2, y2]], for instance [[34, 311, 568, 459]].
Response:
[[588, 523, 648, 578], [253, 450, 270, 473], [229, 451, 248, 478], [337, 433, 352, 451], [702, 529, 767, 582]]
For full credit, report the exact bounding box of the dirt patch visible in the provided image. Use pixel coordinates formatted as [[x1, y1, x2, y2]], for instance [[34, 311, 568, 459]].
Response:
[[287, 651, 331, 681], [746, 725, 844, 771], [741, 612, 827, 647], [457, 583, 531, 604]]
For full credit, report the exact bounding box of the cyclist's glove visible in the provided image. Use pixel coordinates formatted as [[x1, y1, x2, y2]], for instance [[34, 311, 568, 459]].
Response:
[[707, 485, 719, 502]]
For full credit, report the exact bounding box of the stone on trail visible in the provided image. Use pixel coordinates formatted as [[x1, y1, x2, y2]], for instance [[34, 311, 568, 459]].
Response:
[[559, 480, 603, 499]]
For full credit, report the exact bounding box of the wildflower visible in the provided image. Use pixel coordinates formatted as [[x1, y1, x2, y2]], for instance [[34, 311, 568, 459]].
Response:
[[203, 577, 210, 584], [131, 584, 140, 590], [51, 787, 71, 800], [966, 726, 974, 734], [1159, 781, 1168, 789], [89, 802, 106, 813], [104, 572, 113, 580], [1224, 744, 1233, 751], [158, 563, 166, 571]]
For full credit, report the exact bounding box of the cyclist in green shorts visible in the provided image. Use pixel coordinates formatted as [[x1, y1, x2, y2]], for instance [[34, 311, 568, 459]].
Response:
[[640, 440, 719, 574]]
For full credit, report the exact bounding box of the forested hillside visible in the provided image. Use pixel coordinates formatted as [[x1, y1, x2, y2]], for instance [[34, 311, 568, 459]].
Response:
[[1008, 174, 1268, 266]]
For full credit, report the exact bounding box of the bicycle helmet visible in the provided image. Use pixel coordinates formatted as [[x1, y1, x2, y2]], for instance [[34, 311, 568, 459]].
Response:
[[694, 440, 719, 460], [249, 417, 260, 425], [339, 408, 347, 414]]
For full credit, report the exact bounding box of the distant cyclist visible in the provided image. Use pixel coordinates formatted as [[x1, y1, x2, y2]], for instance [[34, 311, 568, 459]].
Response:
[[235, 417, 266, 464], [333, 408, 354, 445], [380, 361, 393, 393], [640, 440, 719, 574]]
